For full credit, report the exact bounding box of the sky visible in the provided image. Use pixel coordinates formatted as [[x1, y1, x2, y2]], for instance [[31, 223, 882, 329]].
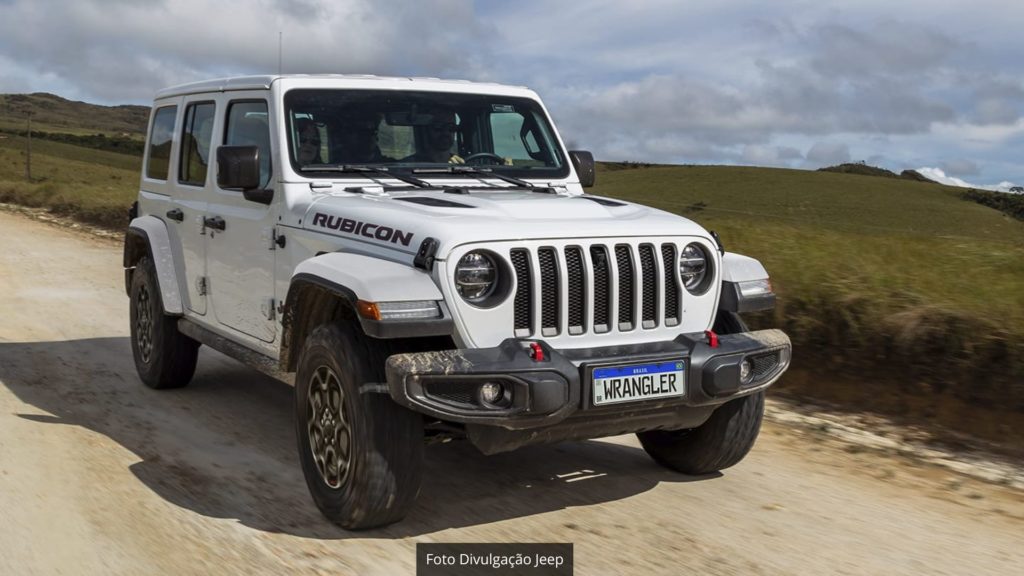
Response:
[[0, 0, 1021, 189]]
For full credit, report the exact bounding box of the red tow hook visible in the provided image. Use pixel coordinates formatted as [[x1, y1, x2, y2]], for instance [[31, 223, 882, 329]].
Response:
[[705, 330, 719, 348], [529, 342, 545, 361]]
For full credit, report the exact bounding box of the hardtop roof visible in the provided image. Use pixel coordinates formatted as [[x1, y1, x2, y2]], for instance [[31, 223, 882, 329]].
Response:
[[153, 74, 535, 101]]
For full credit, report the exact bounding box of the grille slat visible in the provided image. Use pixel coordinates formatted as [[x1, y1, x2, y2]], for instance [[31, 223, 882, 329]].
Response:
[[661, 244, 680, 325], [538, 248, 560, 335], [639, 244, 657, 328], [591, 246, 611, 332], [565, 247, 586, 333], [615, 245, 635, 329], [511, 249, 532, 335]]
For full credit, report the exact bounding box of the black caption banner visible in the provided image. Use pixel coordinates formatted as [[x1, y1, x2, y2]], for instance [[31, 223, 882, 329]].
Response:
[[417, 543, 573, 576]]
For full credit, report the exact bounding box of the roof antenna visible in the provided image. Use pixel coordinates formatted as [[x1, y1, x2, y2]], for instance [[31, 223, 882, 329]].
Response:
[[278, 31, 283, 74]]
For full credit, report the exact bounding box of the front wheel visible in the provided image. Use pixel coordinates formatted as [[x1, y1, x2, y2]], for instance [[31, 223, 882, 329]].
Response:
[[637, 391, 765, 474], [295, 322, 423, 530], [638, 310, 764, 474]]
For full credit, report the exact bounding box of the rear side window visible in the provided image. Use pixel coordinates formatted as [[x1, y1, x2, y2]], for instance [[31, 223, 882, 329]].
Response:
[[225, 101, 271, 188], [179, 102, 216, 186], [145, 106, 177, 180]]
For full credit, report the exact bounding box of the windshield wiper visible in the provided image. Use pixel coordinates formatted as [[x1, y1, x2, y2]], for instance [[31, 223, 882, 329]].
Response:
[[301, 164, 436, 190], [412, 165, 554, 193]]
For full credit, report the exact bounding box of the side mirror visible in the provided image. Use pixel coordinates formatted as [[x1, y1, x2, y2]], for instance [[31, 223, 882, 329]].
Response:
[[217, 145, 272, 203], [569, 150, 595, 188]]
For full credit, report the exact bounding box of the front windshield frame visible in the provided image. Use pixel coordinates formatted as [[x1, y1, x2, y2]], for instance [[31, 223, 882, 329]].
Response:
[[283, 88, 570, 180]]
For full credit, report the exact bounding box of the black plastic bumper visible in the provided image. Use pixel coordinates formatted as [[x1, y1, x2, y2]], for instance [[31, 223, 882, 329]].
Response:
[[384, 329, 791, 453]]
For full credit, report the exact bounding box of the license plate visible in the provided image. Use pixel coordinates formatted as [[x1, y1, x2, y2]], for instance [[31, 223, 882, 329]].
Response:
[[592, 360, 686, 406]]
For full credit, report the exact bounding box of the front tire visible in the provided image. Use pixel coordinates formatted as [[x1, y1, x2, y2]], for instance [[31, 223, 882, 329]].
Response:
[[637, 310, 765, 474], [295, 322, 423, 530], [129, 255, 199, 389], [638, 391, 765, 474]]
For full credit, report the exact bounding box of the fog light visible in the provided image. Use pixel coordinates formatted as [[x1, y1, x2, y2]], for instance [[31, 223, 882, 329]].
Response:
[[479, 382, 503, 404], [740, 359, 753, 384]]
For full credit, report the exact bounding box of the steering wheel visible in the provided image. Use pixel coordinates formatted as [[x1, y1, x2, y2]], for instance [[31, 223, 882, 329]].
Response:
[[463, 152, 506, 165]]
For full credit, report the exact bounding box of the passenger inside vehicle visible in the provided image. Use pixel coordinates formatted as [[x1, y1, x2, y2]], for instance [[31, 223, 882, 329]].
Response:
[[294, 118, 322, 166], [402, 109, 464, 164]]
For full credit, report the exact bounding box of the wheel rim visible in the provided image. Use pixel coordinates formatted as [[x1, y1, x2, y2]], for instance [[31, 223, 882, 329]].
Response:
[[307, 365, 352, 489], [136, 283, 154, 363]]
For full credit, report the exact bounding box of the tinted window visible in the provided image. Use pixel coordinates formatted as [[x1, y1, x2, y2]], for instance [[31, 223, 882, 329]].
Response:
[[146, 106, 177, 180], [178, 102, 216, 186], [224, 101, 272, 188]]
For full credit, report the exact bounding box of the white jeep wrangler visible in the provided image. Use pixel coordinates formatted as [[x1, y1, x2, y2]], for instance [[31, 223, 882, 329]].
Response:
[[124, 75, 791, 529]]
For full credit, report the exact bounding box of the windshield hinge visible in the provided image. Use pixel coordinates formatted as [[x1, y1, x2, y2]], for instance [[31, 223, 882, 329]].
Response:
[[414, 237, 440, 271]]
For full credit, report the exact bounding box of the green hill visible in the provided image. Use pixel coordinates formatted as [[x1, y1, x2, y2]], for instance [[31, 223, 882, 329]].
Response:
[[0, 93, 148, 136], [593, 164, 1024, 445]]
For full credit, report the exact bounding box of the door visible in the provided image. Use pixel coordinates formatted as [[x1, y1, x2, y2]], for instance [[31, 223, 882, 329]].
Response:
[[206, 98, 278, 343], [171, 99, 215, 314]]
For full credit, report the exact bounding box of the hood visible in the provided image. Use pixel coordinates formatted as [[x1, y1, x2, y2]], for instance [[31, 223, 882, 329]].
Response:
[[300, 187, 710, 257]]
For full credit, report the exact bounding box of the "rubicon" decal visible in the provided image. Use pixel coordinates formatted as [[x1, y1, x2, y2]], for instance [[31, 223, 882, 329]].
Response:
[[311, 213, 414, 247]]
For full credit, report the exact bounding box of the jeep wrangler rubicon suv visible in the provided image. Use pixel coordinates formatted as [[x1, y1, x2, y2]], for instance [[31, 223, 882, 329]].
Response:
[[124, 75, 791, 529]]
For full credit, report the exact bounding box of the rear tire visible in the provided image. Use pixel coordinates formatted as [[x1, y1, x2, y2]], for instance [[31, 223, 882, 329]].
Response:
[[129, 255, 199, 389], [294, 322, 423, 530], [637, 310, 764, 474]]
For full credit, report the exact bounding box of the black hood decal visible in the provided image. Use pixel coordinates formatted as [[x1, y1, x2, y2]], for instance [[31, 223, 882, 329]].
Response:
[[311, 212, 414, 247]]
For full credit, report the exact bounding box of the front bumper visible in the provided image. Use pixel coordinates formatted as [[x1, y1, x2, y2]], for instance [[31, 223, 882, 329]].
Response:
[[384, 329, 791, 453]]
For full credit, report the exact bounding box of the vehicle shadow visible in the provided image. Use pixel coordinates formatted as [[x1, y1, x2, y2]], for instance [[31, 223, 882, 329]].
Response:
[[0, 337, 717, 540]]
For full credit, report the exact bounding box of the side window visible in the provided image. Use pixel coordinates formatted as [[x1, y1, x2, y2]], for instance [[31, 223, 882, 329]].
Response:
[[225, 101, 271, 188], [145, 106, 177, 180], [490, 112, 527, 159], [489, 111, 550, 167], [489, 109, 561, 167], [178, 102, 216, 186]]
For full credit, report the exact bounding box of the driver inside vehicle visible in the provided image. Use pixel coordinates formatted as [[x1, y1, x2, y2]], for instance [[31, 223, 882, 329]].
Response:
[[403, 109, 465, 164]]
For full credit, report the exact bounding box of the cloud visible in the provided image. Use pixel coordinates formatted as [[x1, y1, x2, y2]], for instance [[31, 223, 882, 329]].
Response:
[[805, 142, 850, 167], [0, 0, 492, 103], [940, 159, 980, 176], [808, 21, 958, 78], [741, 144, 803, 166], [0, 0, 1022, 184], [540, 17, 965, 166], [916, 167, 1016, 191], [969, 79, 1024, 124]]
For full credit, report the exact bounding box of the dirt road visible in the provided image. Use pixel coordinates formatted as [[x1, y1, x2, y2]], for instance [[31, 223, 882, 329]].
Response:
[[1, 209, 1021, 575]]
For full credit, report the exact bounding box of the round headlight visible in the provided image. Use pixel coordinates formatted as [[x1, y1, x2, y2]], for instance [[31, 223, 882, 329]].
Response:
[[679, 243, 710, 293], [455, 251, 498, 302]]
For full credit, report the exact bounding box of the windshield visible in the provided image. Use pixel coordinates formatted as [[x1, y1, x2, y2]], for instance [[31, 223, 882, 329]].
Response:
[[284, 89, 568, 179]]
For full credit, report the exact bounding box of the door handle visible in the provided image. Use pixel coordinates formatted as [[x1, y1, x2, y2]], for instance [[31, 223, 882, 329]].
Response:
[[166, 208, 184, 222], [204, 216, 226, 231]]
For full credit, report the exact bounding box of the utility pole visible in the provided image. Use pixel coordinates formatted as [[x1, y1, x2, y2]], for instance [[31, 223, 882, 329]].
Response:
[[278, 32, 283, 74], [25, 112, 32, 182]]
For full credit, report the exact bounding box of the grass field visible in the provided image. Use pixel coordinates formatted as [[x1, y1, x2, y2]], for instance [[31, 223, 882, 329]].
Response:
[[593, 165, 1024, 444], [0, 133, 139, 228], [1, 135, 1021, 446]]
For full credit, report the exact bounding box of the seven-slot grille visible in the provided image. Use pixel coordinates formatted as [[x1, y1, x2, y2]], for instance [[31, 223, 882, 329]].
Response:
[[512, 243, 684, 338]]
